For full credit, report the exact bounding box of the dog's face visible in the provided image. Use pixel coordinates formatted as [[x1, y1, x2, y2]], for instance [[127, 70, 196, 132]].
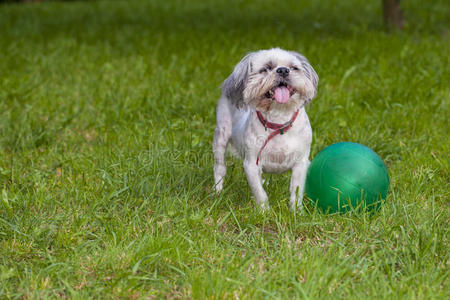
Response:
[[223, 48, 318, 111]]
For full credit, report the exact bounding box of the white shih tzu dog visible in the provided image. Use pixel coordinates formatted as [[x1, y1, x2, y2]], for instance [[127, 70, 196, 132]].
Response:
[[213, 48, 318, 211]]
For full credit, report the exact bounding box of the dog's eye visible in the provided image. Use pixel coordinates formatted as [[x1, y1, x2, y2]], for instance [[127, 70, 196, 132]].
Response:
[[259, 65, 273, 73], [291, 66, 299, 71]]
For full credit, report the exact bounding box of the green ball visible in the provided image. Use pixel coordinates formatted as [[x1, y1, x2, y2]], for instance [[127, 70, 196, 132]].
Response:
[[305, 142, 389, 213]]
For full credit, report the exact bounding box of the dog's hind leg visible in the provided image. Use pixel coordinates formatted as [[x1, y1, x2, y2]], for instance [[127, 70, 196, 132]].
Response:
[[290, 157, 310, 212], [244, 160, 269, 211], [213, 97, 232, 194]]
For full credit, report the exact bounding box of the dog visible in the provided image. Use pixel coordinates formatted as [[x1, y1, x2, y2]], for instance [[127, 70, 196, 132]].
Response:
[[213, 48, 318, 211]]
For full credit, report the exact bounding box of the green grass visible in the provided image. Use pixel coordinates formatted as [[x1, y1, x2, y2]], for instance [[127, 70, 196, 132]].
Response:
[[0, 0, 449, 298]]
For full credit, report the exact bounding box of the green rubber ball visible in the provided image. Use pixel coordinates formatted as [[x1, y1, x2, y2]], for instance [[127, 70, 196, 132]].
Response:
[[305, 142, 389, 213]]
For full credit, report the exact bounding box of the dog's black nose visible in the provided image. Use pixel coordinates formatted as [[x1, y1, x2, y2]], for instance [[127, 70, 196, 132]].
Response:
[[276, 67, 290, 77]]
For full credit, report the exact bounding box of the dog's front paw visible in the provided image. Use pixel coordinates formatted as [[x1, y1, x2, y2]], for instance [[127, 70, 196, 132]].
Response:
[[259, 201, 270, 212], [254, 196, 270, 212], [290, 202, 304, 215], [214, 182, 223, 195]]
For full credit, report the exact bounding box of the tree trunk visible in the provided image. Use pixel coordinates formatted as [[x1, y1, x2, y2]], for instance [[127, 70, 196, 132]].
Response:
[[382, 0, 403, 30]]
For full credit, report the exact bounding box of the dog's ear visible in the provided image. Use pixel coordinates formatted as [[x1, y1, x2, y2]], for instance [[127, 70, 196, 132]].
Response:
[[222, 53, 253, 108], [290, 51, 319, 100]]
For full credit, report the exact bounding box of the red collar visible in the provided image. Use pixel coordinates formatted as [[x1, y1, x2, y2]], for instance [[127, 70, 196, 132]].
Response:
[[255, 110, 299, 165]]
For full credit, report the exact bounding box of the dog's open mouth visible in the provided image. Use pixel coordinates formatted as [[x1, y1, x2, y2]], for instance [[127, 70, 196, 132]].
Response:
[[265, 82, 295, 104]]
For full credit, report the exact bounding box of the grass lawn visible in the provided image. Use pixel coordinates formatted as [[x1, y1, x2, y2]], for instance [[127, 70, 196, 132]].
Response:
[[0, 0, 449, 298]]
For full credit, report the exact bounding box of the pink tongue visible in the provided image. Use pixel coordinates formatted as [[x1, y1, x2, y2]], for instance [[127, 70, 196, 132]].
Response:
[[273, 86, 290, 103]]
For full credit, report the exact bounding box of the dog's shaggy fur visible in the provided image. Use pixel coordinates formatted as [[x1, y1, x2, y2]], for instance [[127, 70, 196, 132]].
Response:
[[213, 48, 318, 211]]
